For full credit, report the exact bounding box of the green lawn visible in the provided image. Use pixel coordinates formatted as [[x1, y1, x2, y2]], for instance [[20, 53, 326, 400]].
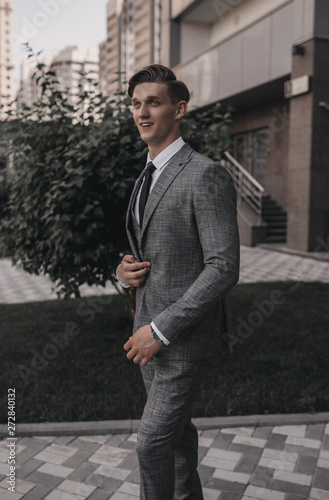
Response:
[[1, 281, 328, 423]]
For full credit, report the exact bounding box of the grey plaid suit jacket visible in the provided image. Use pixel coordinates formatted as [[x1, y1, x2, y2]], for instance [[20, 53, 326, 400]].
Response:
[[126, 143, 240, 361]]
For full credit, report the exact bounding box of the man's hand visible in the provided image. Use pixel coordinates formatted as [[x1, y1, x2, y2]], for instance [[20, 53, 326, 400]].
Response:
[[118, 255, 151, 287], [123, 325, 162, 366]]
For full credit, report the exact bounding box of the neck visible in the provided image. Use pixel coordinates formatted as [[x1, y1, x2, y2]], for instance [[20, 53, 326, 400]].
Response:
[[148, 134, 180, 160]]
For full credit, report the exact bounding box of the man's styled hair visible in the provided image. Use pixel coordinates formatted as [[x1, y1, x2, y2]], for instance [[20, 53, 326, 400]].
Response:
[[128, 64, 191, 104]]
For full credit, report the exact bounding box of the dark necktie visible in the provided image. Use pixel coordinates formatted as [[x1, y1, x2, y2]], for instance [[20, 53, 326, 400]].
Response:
[[139, 161, 156, 226]]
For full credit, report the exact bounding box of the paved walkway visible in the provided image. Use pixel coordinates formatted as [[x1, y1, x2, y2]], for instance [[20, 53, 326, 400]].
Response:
[[1, 245, 329, 499], [1, 245, 329, 304]]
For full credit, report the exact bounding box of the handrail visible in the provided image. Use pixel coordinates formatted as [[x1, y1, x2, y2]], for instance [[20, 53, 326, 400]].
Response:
[[224, 151, 265, 220], [224, 151, 265, 192]]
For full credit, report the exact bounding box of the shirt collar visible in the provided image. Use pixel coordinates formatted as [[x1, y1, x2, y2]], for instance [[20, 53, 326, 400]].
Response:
[[146, 137, 185, 171]]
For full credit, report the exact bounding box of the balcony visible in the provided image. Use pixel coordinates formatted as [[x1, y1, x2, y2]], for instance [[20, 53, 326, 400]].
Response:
[[174, 1, 293, 108]]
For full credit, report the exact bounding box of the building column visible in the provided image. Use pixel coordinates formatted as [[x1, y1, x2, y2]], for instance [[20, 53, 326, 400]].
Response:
[[287, 35, 329, 252]]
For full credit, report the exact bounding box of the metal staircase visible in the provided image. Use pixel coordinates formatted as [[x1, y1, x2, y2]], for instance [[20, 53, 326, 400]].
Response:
[[224, 151, 287, 244]]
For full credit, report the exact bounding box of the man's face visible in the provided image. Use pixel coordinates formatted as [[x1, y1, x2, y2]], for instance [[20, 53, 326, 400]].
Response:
[[132, 82, 183, 154]]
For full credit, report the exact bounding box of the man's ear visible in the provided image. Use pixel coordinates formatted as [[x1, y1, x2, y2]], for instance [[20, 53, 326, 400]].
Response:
[[175, 100, 188, 120]]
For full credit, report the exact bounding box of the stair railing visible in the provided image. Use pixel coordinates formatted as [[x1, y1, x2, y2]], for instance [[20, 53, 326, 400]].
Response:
[[223, 151, 265, 222]]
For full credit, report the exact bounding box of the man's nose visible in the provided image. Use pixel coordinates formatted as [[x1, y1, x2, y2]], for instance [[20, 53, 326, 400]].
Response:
[[138, 103, 149, 117]]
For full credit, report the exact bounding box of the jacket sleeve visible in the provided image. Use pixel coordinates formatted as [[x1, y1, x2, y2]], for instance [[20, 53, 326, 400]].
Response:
[[152, 164, 240, 343]]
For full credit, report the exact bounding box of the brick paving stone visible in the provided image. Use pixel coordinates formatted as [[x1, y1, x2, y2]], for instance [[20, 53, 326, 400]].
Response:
[[249, 466, 274, 488], [117, 481, 140, 496], [266, 434, 287, 451], [54, 436, 76, 446], [313, 466, 329, 490], [62, 449, 94, 468], [79, 435, 110, 445], [70, 438, 102, 453], [319, 450, 329, 460], [37, 463, 74, 478], [87, 488, 114, 500], [295, 454, 318, 475], [88, 488, 113, 500], [285, 494, 309, 500], [44, 490, 85, 500], [202, 486, 221, 499], [213, 469, 251, 484], [253, 427, 274, 440], [198, 463, 215, 485], [322, 435, 329, 451], [110, 493, 137, 500], [220, 493, 242, 500], [16, 485, 54, 500], [84, 473, 123, 490], [285, 436, 321, 449], [222, 427, 254, 437], [273, 470, 312, 486], [0, 490, 24, 500], [18, 437, 49, 451], [16, 459, 44, 479], [244, 484, 286, 500], [201, 455, 238, 471], [105, 434, 130, 448], [57, 478, 97, 497], [229, 443, 264, 458], [233, 435, 267, 448], [310, 487, 329, 499], [273, 426, 307, 438], [201, 429, 220, 440], [261, 448, 298, 464], [126, 468, 140, 484], [317, 457, 329, 469], [235, 454, 259, 474], [24, 470, 64, 488], [206, 476, 246, 495], [270, 479, 310, 497], [212, 432, 234, 450], [16, 446, 42, 466], [93, 464, 132, 481], [119, 452, 139, 471], [33, 450, 70, 465], [305, 424, 325, 441], [66, 462, 99, 482], [258, 457, 295, 472]]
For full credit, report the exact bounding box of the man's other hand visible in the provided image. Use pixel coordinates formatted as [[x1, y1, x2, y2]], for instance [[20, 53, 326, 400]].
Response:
[[123, 325, 162, 366], [118, 254, 151, 287]]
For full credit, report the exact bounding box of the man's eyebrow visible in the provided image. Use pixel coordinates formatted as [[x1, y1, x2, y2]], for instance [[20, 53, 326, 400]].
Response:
[[132, 95, 162, 102]]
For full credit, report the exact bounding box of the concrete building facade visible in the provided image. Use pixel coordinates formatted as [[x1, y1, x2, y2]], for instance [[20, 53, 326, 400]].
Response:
[[100, 0, 162, 95], [0, 0, 15, 118], [50, 45, 99, 107], [161, 0, 329, 252]]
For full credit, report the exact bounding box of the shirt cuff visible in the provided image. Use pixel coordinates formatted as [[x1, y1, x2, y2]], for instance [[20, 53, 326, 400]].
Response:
[[116, 264, 130, 289], [151, 321, 170, 345]]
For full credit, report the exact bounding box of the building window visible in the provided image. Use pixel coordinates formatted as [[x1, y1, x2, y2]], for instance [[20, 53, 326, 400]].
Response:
[[232, 128, 269, 188]]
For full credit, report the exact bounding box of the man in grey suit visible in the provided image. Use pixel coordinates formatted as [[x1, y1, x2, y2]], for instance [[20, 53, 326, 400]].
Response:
[[118, 64, 240, 500]]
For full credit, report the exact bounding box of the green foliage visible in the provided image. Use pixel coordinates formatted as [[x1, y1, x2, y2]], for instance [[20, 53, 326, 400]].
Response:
[[1, 47, 232, 297]]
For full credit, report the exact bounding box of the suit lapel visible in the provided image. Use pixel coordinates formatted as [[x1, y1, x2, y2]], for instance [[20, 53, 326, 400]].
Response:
[[126, 168, 145, 260], [141, 143, 194, 237]]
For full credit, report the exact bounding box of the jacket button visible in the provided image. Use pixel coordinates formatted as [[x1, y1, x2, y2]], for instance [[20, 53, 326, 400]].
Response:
[[179, 162, 185, 166]]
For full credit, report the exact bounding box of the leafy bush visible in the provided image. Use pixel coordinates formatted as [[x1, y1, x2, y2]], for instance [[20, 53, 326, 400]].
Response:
[[1, 48, 232, 298]]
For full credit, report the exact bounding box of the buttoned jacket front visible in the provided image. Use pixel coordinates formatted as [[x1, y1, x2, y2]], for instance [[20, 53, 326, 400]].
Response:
[[126, 143, 240, 361]]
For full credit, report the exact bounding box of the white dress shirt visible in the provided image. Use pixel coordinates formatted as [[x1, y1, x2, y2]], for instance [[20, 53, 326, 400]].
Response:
[[117, 136, 186, 344]]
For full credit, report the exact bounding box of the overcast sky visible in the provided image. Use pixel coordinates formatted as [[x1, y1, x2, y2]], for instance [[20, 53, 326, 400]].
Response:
[[13, 0, 108, 78]]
